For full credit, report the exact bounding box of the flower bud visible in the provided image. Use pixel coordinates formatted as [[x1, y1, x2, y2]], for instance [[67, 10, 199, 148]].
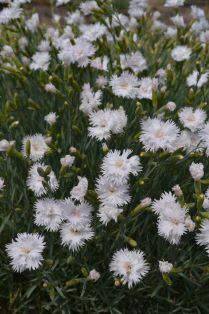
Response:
[[172, 185, 183, 197], [159, 260, 173, 274], [127, 238, 137, 248], [166, 101, 176, 112], [88, 269, 100, 282], [185, 216, 195, 232], [65, 279, 80, 287], [189, 162, 204, 181]]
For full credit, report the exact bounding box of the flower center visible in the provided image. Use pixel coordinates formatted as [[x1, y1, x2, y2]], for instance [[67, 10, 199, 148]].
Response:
[[32, 143, 40, 151], [99, 119, 108, 128], [71, 228, 80, 235], [171, 218, 180, 225], [154, 129, 165, 139], [109, 187, 116, 193], [115, 160, 124, 168], [21, 247, 32, 254], [124, 261, 133, 274], [187, 113, 195, 122], [120, 82, 130, 90]]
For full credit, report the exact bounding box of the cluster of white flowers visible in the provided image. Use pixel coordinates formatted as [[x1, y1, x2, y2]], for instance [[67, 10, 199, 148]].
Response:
[[1, 0, 209, 300], [97, 149, 141, 225]]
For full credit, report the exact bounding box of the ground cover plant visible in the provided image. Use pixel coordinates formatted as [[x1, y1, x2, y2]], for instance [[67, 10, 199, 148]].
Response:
[[0, 0, 209, 313]]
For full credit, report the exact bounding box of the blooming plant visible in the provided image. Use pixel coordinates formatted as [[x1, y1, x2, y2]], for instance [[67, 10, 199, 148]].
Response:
[[0, 0, 209, 313]]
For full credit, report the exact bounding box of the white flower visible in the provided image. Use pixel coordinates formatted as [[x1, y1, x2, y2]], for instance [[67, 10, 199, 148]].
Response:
[[60, 154, 75, 167], [200, 30, 209, 45], [157, 208, 187, 245], [189, 162, 204, 181], [60, 223, 94, 251], [13, 0, 32, 4], [62, 199, 93, 227], [128, 0, 148, 18], [45, 83, 57, 93], [0, 139, 15, 151], [91, 56, 109, 72], [6, 233, 45, 272], [191, 5, 205, 19], [30, 51, 50, 71], [153, 192, 188, 244], [137, 77, 158, 100], [159, 260, 173, 273], [59, 26, 74, 41], [171, 14, 185, 27], [96, 75, 108, 87], [192, 20, 209, 34], [155, 69, 166, 82], [152, 192, 177, 216], [88, 109, 113, 141], [58, 38, 95, 67], [110, 248, 149, 288], [25, 13, 39, 33], [0, 177, 5, 191], [0, 45, 14, 59], [80, 1, 99, 15], [45, 27, 60, 46], [166, 101, 176, 111], [89, 269, 100, 281], [152, 20, 166, 31], [34, 198, 63, 231], [172, 130, 202, 153], [196, 220, 209, 255], [110, 72, 139, 99], [164, 27, 177, 38], [27, 163, 58, 197], [38, 40, 50, 52], [21, 56, 30, 66], [96, 176, 131, 207], [18, 37, 28, 50], [70, 176, 88, 201], [53, 14, 61, 23], [110, 108, 128, 135], [65, 10, 84, 25], [120, 52, 147, 73], [44, 112, 58, 125], [98, 205, 123, 225], [0, 5, 22, 24], [80, 23, 106, 42], [140, 118, 180, 152], [164, 0, 185, 7], [22, 134, 49, 162], [203, 189, 209, 210], [187, 70, 209, 88], [171, 45, 191, 62], [79, 83, 102, 115], [178, 107, 206, 132], [199, 122, 209, 156], [88, 108, 127, 141], [111, 14, 130, 28], [56, 0, 71, 6], [101, 149, 141, 184]]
